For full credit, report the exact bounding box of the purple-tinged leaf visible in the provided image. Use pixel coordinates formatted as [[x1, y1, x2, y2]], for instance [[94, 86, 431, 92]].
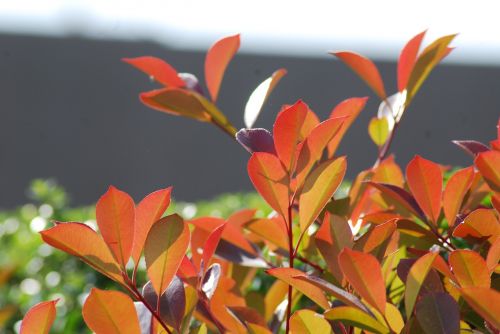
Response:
[[367, 182, 425, 220], [216, 239, 269, 268], [236, 128, 276, 154], [452, 140, 490, 157], [178, 73, 205, 96], [201, 263, 221, 300], [415, 292, 460, 334]]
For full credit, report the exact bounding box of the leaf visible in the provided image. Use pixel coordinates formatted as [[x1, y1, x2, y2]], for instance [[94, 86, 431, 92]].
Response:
[[327, 97, 368, 157], [486, 237, 500, 273], [227, 306, 267, 327], [96, 186, 135, 268], [20, 300, 58, 334], [202, 222, 226, 271], [202, 263, 222, 300], [443, 167, 474, 227], [475, 150, 500, 192], [453, 208, 500, 243], [377, 92, 407, 131], [264, 279, 289, 321], [398, 30, 426, 91], [458, 287, 500, 329], [385, 303, 404, 334], [290, 310, 332, 333], [404, 251, 438, 316], [415, 292, 460, 334], [244, 68, 287, 128], [266, 267, 330, 309], [406, 155, 443, 224], [368, 117, 389, 147], [215, 239, 269, 268], [299, 157, 347, 231], [353, 219, 397, 259], [332, 51, 386, 100], [122, 56, 185, 87], [294, 274, 370, 313], [452, 140, 490, 157], [247, 152, 290, 218], [324, 306, 389, 334], [82, 288, 140, 334], [205, 34, 240, 102], [133, 302, 152, 334], [142, 278, 185, 332], [314, 213, 353, 283], [273, 100, 317, 172], [132, 187, 172, 264], [338, 248, 386, 314], [366, 182, 425, 221], [245, 217, 288, 250], [449, 250, 491, 288], [40, 222, 124, 283], [295, 117, 346, 190], [236, 128, 276, 154], [144, 214, 190, 296]]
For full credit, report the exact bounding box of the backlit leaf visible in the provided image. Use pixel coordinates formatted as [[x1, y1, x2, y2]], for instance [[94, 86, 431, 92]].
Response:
[[332, 52, 386, 100], [368, 117, 389, 147], [244, 69, 287, 128], [205, 34, 240, 102], [264, 279, 289, 321], [452, 140, 490, 157], [449, 250, 490, 288], [324, 306, 389, 334], [385, 303, 404, 334], [266, 267, 329, 309], [453, 208, 499, 243], [367, 182, 425, 220], [486, 237, 500, 273], [290, 310, 332, 333], [299, 157, 347, 231], [247, 152, 290, 218], [443, 167, 474, 227], [122, 56, 185, 87], [475, 150, 500, 192], [354, 219, 397, 258], [40, 222, 124, 283], [245, 217, 288, 250], [202, 263, 222, 300], [96, 186, 135, 268], [398, 30, 426, 91], [132, 187, 172, 264], [20, 300, 58, 334], [201, 222, 226, 271], [415, 292, 460, 334], [83, 288, 140, 334], [458, 287, 500, 329], [236, 128, 276, 154], [338, 248, 386, 314], [404, 251, 438, 316], [406, 155, 443, 224], [145, 214, 190, 296]]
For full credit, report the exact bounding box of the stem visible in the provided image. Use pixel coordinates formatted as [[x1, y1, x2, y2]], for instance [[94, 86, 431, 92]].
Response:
[[285, 204, 294, 334], [373, 121, 400, 168], [211, 117, 237, 140]]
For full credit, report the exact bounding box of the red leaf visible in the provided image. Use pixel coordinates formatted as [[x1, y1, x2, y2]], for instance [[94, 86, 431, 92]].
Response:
[[452, 140, 490, 157], [247, 152, 290, 218], [83, 288, 140, 334], [178, 255, 197, 278], [327, 97, 368, 157], [475, 150, 500, 192], [202, 222, 226, 272], [96, 186, 135, 269], [132, 187, 172, 264], [449, 250, 491, 288], [406, 155, 443, 224], [273, 100, 318, 172], [397, 31, 426, 91], [338, 248, 386, 314], [20, 300, 58, 334], [122, 56, 185, 87], [205, 34, 240, 102], [443, 167, 474, 227], [487, 238, 500, 273], [332, 52, 386, 100]]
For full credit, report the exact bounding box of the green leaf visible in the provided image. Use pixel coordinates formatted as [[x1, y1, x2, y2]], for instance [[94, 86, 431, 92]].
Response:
[[324, 306, 390, 334]]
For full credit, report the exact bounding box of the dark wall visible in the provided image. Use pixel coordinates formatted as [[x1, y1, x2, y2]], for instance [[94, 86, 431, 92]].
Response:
[[1, 34, 499, 207]]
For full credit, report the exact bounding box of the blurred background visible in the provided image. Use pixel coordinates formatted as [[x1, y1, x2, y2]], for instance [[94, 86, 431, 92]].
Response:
[[0, 1, 499, 333]]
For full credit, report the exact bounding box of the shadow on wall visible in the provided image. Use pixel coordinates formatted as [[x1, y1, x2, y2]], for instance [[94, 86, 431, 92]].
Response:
[[0, 34, 499, 208]]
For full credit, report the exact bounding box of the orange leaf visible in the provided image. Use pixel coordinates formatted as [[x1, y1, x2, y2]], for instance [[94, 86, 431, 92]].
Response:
[[486, 238, 500, 273], [332, 52, 386, 100], [404, 251, 438, 316], [458, 287, 500, 329], [299, 157, 347, 232], [266, 267, 329, 309], [338, 248, 386, 314], [202, 222, 226, 271], [20, 300, 58, 334], [132, 187, 172, 264], [449, 250, 491, 288], [354, 219, 397, 255], [245, 217, 288, 250], [96, 186, 135, 269], [122, 56, 185, 87], [397, 30, 426, 91], [453, 208, 500, 244], [144, 214, 190, 296], [273, 100, 318, 172], [372, 156, 404, 187], [295, 117, 346, 190], [40, 223, 124, 283], [205, 34, 240, 102], [247, 152, 290, 218], [406, 155, 442, 224], [443, 167, 474, 226], [475, 150, 500, 192], [82, 288, 140, 334], [327, 97, 368, 157]]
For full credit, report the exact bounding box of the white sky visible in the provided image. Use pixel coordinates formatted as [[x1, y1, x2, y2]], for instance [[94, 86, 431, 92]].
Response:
[[0, 0, 499, 65]]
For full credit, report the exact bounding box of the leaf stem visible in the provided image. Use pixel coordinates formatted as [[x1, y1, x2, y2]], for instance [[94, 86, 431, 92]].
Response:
[[285, 204, 294, 334]]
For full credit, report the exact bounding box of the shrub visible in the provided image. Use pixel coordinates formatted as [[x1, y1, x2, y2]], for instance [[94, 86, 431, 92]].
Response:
[[18, 32, 500, 333]]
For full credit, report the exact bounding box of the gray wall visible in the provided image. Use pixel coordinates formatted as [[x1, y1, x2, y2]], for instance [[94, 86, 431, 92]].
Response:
[[1, 34, 499, 208]]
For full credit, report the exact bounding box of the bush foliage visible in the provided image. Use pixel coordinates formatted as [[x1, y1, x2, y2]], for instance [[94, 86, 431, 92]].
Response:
[[14, 32, 500, 333]]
